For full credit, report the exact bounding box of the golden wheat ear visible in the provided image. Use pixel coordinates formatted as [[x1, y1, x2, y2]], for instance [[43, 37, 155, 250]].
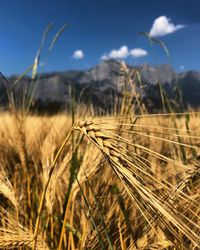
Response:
[[73, 119, 200, 248], [0, 207, 49, 249], [0, 168, 18, 212]]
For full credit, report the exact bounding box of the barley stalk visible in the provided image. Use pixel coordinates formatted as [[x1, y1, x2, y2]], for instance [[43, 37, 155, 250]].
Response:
[[73, 119, 200, 247]]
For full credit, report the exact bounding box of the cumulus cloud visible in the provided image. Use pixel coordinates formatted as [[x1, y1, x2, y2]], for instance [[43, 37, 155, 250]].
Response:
[[101, 46, 129, 60], [149, 16, 185, 37], [101, 46, 148, 60], [180, 65, 185, 70], [130, 48, 148, 57], [73, 50, 84, 59]]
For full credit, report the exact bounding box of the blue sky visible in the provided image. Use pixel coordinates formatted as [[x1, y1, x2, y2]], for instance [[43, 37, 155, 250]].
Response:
[[0, 0, 200, 75]]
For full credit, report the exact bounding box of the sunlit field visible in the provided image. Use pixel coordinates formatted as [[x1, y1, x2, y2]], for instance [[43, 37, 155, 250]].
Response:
[[0, 105, 200, 249], [0, 18, 200, 249]]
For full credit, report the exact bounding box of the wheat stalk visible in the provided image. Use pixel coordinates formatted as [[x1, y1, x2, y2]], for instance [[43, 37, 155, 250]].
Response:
[[30, 115, 200, 249], [0, 168, 18, 212], [32, 131, 72, 250], [0, 207, 49, 250], [73, 119, 200, 248]]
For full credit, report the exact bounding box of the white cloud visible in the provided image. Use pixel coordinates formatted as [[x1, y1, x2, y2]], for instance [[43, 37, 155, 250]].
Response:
[[149, 16, 185, 37], [180, 65, 185, 70], [101, 46, 148, 60], [130, 48, 148, 58], [73, 50, 84, 59], [101, 46, 129, 60]]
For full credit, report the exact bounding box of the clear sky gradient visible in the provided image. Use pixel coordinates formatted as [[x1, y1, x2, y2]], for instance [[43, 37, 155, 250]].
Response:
[[1, 0, 200, 75]]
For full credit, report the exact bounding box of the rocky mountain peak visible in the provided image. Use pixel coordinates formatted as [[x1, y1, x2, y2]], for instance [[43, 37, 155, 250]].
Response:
[[140, 63, 176, 84], [1, 60, 200, 112], [78, 59, 121, 84]]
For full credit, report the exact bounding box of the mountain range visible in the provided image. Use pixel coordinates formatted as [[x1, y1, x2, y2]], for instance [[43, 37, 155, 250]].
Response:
[[1, 59, 200, 113]]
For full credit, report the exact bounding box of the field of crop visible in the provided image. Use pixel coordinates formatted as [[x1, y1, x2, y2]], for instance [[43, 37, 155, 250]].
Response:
[[0, 107, 199, 249], [1, 1, 200, 248], [0, 41, 199, 249]]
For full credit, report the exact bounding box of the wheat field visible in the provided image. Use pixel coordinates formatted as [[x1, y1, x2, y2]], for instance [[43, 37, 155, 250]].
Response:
[[0, 52, 200, 250], [0, 108, 199, 249]]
